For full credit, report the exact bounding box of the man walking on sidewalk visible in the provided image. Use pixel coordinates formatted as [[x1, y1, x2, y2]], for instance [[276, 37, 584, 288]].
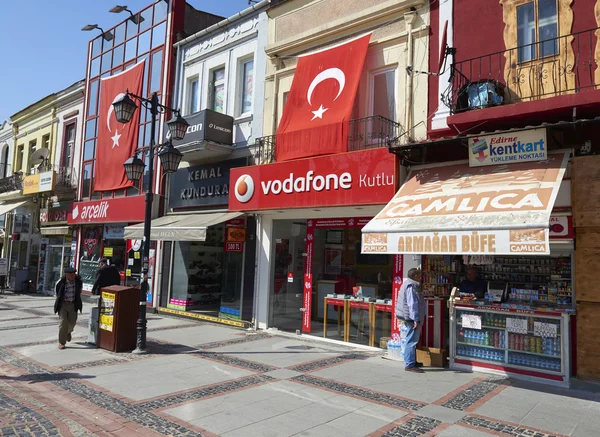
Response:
[[54, 267, 83, 349], [92, 258, 121, 295], [396, 268, 425, 373]]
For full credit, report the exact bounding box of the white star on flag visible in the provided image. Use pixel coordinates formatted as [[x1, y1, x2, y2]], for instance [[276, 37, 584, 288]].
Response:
[[311, 104, 329, 121], [111, 130, 122, 149]]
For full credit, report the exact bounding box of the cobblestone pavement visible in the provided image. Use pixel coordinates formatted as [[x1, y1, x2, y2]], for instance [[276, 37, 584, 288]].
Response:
[[1, 293, 599, 437]]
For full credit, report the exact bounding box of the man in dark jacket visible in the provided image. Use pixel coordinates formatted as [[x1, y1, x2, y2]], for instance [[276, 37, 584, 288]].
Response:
[[54, 267, 83, 349], [92, 258, 121, 295]]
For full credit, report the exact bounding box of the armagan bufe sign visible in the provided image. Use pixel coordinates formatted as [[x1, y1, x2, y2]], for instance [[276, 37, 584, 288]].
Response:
[[169, 158, 247, 209]]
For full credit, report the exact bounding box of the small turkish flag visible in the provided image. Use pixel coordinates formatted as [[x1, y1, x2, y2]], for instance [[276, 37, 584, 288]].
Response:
[[276, 33, 371, 162], [94, 61, 145, 192]]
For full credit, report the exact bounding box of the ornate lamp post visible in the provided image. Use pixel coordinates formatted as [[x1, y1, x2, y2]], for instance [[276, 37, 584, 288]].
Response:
[[113, 91, 186, 354]]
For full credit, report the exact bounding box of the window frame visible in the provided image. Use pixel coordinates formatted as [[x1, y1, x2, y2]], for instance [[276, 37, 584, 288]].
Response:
[[237, 56, 255, 117], [516, 0, 559, 63], [187, 76, 200, 115], [368, 66, 398, 121], [208, 65, 227, 113], [61, 121, 77, 170]]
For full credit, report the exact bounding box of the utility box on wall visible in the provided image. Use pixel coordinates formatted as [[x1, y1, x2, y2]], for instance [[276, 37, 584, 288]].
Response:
[[97, 286, 140, 352]]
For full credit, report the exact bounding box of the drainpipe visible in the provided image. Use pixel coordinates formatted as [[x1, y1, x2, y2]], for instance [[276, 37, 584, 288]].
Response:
[[404, 11, 417, 142]]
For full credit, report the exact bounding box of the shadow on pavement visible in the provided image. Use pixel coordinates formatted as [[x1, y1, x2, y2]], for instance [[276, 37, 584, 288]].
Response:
[[0, 372, 96, 384]]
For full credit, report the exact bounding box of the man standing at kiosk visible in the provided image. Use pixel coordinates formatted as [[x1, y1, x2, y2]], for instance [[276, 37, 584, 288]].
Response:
[[396, 268, 425, 373]]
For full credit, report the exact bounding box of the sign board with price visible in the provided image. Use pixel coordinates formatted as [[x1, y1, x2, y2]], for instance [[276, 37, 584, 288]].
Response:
[[461, 314, 482, 330], [506, 317, 528, 334], [534, 321, 557, 338], [225, 242, 243, 252]]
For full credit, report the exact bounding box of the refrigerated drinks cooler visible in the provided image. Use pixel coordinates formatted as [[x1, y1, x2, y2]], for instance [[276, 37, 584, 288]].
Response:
[[450, 305, 571, 386]]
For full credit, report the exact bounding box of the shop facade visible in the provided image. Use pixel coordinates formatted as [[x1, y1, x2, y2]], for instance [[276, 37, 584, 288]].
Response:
[[68, 195, 159, 297], [229, 147, 407, 345], [363, 132, 576, 385], [125, 157, 256, 326]]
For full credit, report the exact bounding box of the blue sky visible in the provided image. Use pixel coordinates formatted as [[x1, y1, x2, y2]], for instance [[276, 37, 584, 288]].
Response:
[[0, 0, 252, 122]]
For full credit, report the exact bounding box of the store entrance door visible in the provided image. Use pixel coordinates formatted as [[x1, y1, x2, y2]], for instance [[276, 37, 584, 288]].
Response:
[[47, 244, 73, 292], [269, 220, 307, 332]]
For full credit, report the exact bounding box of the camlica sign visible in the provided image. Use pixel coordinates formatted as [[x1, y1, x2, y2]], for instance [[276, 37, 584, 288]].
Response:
[[469, 128, 547, 167]]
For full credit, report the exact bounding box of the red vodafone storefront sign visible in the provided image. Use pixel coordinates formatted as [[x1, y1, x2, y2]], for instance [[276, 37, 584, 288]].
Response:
[[229, 148, 395, 210], [68, 196, 147, 224]]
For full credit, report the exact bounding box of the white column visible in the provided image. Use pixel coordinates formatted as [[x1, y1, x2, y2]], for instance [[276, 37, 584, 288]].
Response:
[[254, 214, 273, 330], [431, 0, 454, 131]]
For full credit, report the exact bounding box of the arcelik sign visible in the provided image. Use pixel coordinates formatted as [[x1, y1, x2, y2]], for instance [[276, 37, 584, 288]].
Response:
[[68, 196, 147, 225], [228, 147, 395, 210]]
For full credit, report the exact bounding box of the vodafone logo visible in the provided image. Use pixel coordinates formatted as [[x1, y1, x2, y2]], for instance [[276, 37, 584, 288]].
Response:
[[234, 175, 255, 203]]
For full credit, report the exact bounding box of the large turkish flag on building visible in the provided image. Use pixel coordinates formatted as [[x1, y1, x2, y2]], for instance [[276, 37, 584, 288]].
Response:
[[275, 33, 371, 162], [94, 61, 145, 192]]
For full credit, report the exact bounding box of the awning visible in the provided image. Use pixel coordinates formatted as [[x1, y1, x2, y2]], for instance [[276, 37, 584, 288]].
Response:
[[0, 200, 27, 216], [362, 152, 569, 256], [124, 211, 243, 241], [40, 226, 71, 236]]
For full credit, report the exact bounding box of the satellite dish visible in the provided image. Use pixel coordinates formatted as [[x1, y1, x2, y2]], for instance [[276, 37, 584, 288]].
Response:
[[29, 148, 50, 165], [438, 20, 449, 74]]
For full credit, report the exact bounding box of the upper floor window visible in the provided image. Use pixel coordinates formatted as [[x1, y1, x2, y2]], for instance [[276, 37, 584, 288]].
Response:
[[239, 59, 254, 115], [370, 68, 397, 122], [188, 78, 199, 115], [16, 145, 24, 173], [210, 67, 226, 113], [517, 0, 558, 63], [63, 123, 76, 169]]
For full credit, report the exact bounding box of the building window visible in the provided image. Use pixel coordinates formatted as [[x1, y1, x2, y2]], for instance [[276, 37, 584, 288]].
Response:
[[517, 0, 558, 63], [16, 145, 24, 173], [188, 78, 199, 114], [63, 123, 76, 169], [239, 59, 254, 115], [42, 134, 50, 149], [28, 140, 37, 174], [370, 68, 396, 121], [210, 67, 226, 113]]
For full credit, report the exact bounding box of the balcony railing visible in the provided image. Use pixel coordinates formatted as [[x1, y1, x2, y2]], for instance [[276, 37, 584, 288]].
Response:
[[0, 174, 23, 194], [254, 115, 402, 164], [54, 166, 78, 190], [444, 27, 600, 114]]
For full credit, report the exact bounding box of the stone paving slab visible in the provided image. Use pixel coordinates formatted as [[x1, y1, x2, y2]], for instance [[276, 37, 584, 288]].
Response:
[[14, 340, 115, 367], [148, 323, 244, 346], [211, 336, 347, 368], [78, 353, 255, 401]]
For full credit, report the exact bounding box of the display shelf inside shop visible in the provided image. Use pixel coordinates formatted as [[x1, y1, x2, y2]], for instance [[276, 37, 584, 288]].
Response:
[[422, 255, 460, 298]]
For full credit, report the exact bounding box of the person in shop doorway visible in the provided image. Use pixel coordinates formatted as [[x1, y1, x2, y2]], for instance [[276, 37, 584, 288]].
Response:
[[396, 268, 426, 373], [459, 267, 487, 299], [54, 267, 83, 350], [92, 258, 121, 295]]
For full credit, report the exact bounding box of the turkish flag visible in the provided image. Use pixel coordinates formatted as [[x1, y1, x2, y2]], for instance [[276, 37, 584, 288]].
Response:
[[94, 61, 145, 192], [276, 33, 371, 162]]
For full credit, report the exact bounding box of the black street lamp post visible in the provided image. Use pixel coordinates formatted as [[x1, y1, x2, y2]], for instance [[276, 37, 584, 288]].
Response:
[[113, 90, 187, 354]]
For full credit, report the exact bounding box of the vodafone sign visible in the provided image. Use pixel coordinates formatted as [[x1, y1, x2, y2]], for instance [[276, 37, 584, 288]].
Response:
[[229, 148, 395, 210], [68, 195, 148, 225]]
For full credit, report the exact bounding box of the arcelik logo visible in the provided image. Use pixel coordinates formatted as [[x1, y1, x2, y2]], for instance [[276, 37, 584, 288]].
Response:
[[234, 175, 255, 203]]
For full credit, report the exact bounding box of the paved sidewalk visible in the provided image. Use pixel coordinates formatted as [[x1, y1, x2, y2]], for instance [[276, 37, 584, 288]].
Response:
[[0, 293, 599, 437]]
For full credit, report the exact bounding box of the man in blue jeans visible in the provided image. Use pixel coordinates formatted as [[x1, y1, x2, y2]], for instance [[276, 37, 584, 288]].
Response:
[[395, 268, 425, 373]]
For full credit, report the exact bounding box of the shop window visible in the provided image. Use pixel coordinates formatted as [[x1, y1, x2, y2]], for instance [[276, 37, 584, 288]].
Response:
[[238, 58, 254, 116], [83, 140, 95, 161], [154, 2, 167, 24], [187, 77, 200, 115], [126, 17, 137, 41], [82, 163, 92, 199], [169, 224, 244, 318], [139, 7, 152, 32], [209, 67, 226, 113]]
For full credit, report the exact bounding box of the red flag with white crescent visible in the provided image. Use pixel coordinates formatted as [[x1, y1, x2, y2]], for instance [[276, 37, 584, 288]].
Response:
[[275, 33, 371, 162], [94, 61, 145, 192]]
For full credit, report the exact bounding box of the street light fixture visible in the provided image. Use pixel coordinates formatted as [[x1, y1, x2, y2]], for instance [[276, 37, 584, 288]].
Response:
[[81, 24, 114, 41], [113, 90, 187, 354], [109, 5, 145, 25]]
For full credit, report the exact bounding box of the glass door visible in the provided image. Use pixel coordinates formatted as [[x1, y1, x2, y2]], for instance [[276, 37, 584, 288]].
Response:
[[47, 245, 74, 293], [269, 220, 307, 332]]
